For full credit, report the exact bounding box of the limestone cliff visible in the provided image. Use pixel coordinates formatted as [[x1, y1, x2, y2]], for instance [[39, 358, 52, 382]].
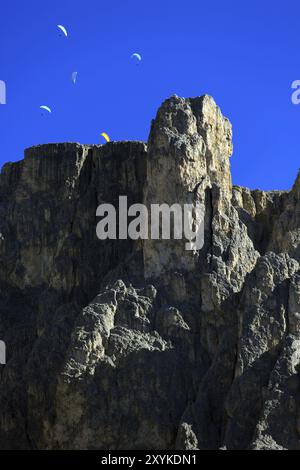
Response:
[[0, 95, 299, 450]]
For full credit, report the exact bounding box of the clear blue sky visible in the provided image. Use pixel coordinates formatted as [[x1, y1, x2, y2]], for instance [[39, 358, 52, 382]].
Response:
[[0, 0, 299, 190]]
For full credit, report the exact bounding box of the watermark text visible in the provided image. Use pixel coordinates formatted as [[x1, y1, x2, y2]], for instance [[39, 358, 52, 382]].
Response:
[[0, 340, 6, 365], [291, 80, 300, 104], [96, 196, 205, 251], [0, 80, 6, 105]]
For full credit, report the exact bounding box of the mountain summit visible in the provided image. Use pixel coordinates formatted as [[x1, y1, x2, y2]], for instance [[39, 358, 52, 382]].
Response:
[[0, 95, 300, 450]]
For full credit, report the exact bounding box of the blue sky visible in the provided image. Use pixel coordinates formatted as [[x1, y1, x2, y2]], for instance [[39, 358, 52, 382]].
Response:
[[0, 0, 299, 190]]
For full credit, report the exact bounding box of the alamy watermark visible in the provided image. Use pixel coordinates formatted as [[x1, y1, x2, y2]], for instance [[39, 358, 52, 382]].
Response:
[[0, 340, 6, 365], [0, 80, 6, 105], [291, 80, 300, 104], [96, 196, 205, 251]]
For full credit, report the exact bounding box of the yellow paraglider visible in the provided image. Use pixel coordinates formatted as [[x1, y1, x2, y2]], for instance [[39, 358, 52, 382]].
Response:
[[101, 132, 110, 143]]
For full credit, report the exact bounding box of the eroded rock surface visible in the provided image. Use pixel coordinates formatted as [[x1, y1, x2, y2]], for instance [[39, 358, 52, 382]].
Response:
[[0, 95, 300, 450]]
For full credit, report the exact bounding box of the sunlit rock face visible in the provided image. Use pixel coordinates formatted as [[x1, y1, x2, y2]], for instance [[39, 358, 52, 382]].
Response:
[[143, 95, 233, 278], [0, 95, 300, 450]]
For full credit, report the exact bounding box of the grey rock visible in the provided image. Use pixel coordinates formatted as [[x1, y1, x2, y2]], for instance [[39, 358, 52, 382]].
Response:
[[0, 95, 300, 450]]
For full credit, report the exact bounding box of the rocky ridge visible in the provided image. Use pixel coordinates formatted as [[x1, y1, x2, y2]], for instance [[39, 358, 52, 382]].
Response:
[[0, 95, 300, 450]]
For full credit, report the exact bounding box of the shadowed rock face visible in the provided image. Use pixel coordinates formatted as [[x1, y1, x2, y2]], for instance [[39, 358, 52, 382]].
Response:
[[0, 95, 300, 450]]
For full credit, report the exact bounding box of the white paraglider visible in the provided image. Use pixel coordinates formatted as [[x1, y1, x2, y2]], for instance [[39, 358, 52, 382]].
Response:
[[131, 53, 142, 64], [57, 25, 68, 37], [72, 72, 78, 85], [40, 105, 52, 114]]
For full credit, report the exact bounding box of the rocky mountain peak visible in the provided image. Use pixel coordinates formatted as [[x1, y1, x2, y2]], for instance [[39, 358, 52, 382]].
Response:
[[0, 95, 300, 450]]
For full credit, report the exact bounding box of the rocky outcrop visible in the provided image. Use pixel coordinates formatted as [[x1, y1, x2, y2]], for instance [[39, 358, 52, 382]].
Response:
[[144, 95, 232, 277], [0, 95, 300, 450]]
